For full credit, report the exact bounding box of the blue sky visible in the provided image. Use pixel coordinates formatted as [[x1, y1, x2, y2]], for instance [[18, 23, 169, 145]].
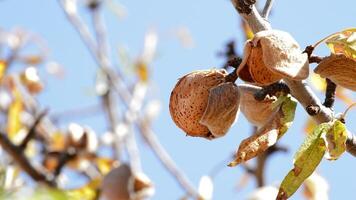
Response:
[[0, 0, 355, 199]]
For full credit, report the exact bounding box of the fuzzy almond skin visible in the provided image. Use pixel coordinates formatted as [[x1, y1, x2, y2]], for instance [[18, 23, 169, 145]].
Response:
[[169, 69, 227, 138], [314, 54, 356, 91]]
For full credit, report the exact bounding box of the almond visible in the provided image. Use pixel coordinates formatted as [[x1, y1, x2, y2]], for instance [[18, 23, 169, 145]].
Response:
[[247, 42, 283, 85], [314, 54, 356, 91], [254, 30, 309, 80], [237, 30, 309, 85], [169, 69, 228, 138], [238, 84, 278, 128]]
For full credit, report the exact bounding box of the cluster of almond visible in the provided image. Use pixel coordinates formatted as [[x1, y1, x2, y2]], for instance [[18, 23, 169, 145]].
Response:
[[169, 30, 309, 139]]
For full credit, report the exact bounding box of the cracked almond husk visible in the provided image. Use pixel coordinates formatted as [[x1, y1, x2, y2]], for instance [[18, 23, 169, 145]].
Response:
[[237, 30, 309, 85], [238, 84, 278, 128], [169, 69, 239, 139], [199, 82, 240, 138], [314, 54, 356, 91]]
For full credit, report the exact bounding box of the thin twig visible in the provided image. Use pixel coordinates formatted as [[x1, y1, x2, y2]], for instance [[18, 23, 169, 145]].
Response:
[[50, 103, 102, 123], [323, 79, 336, 108], [138, 117, 198, 198], [53, 148, 77, 177], [0, 132, 55, 186], [262, 0, 274, 19], [19, 110, 47, 150]]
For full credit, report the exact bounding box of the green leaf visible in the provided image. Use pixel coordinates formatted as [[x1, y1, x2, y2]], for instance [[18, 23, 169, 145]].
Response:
[[325, 120, 347, 160], [278, 96, 297, 135], [277, 123, 330, 200], [228, 95, 296, 167]]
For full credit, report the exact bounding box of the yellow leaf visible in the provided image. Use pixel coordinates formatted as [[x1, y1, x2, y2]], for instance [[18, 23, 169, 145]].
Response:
[[66, 178, 101, 200], [310, 73, 354, 105], [0, 60, 6, 80], [241, 20, 254, 40], [135, 61, 149, 82], [50, 132, 66, 151], [325, 28, 356, 59], [310, 73, 326, 92], [7, 89, 23, 140], [336, 88, 355, 106], [95, 157, 119, 175], [303, 118, 317, 135]]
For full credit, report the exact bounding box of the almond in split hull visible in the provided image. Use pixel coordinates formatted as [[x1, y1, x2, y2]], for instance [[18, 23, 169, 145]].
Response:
[[169, 69, 228, 138], [314, 54, 356, 91], [238, 84, 278, 128], [254, 30, 309, 80], [237, 41, 281, 86], [237, 30, 309, 84], [247, 42, 283, 85]]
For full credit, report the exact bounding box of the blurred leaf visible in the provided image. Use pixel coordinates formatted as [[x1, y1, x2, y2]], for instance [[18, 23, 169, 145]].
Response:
[[335, 88, 355, 106], [325, 28, 356, 59], [0, 60, 6, 80], [277, 123, 330, 199], [303, 118, 317, 135], [229, 95, 297, 166], [310, 73, 354, 105], [20, 67, 44, 94], [31, 187, 68, 200], [241, 20, 254, 40], [50, 132, 66, 151], [325, 120, 347, 160], [310, 73, 327, 92], [20, 55, 43, 65], [135, 61, 149, 82], [66, 178, 100, 200], [7, 89, 23, 140], [95, 157, 118, 175]]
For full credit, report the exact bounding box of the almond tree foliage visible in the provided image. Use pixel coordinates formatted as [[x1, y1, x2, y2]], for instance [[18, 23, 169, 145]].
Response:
[[0, 0, 355, 200]]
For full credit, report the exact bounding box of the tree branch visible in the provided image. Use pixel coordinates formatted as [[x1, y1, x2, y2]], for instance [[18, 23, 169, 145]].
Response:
[[262, 0, 274, 19], [138, 117, 198, 198], [230, 1, 356, 156], [0, 132, 55, 186], [19, 110, 47, 150]]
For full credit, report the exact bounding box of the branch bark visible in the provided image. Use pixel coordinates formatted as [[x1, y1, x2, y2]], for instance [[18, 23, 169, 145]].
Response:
[[0, 132, 55, 186], [231, 0, 356, 156]]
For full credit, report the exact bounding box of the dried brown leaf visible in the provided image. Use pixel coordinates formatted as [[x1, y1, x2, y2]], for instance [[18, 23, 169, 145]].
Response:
[[314, 54, 356, 91], [229, 95, 296, 166]]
